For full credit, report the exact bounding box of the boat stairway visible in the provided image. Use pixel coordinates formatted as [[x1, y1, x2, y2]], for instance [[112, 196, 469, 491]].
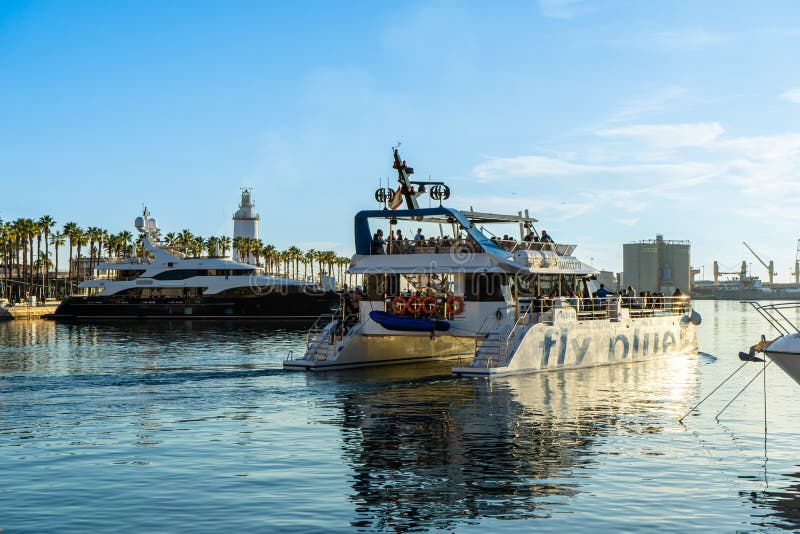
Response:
[[473, 329, 513, 369]]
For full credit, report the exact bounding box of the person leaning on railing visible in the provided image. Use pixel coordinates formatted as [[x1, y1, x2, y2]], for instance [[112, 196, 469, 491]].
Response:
[[370, 229, 386, 255]]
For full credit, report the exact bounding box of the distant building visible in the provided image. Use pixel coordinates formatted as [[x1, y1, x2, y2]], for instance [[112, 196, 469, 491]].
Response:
[[232, 189, 260, 263], [623, 235, 691, 294]]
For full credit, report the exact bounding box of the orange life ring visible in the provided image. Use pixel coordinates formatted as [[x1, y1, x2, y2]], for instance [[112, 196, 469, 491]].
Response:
[[406, 296, 422, 315], [446, 295, 465, 315], [390, 296, 407, 314], [421, 296, 438, 314]]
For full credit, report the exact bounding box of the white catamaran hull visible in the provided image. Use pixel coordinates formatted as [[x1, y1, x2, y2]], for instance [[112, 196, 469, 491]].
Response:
[[285, 311, 698, 375], [454, 314, 698, 377]]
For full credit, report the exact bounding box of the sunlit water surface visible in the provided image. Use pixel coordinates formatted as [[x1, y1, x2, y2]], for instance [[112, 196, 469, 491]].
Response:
[[1, 301, 799, 532]]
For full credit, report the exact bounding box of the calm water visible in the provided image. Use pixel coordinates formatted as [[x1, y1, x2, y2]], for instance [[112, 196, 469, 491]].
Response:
[[1, 301, 799, 532]]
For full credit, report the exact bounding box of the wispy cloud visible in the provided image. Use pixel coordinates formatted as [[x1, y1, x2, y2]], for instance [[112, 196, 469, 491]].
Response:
[[606, 85, 689, 124], [781, 88, 800, 104], [597, 122, 724, 148], [470, 123, 800, 228]]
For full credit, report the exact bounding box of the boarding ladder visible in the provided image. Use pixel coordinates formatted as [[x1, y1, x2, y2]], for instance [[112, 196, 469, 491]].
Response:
[[472, 299, 536, 368], [301, 313, 361, 361]]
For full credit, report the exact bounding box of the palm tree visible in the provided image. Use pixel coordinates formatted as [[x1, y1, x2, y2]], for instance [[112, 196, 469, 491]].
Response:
[[164, 232, 177, 248], [261, 244, 276, 273], [86, 227, 102, 275], [62, 222, 78, 287], [73, 228, 87, 282], [177, 229, 194, 255], [38, 215, 55, 297], [118, 231, 133, 257], [49, 232, 65, 297], [305, 249, 316, 280], [218, 236, 231, 257], [192, 236, 204, 257]]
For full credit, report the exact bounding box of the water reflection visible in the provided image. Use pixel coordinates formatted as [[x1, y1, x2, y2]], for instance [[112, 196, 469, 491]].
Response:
[[323, 356, 699, 531], [745, 471, 800, 531]]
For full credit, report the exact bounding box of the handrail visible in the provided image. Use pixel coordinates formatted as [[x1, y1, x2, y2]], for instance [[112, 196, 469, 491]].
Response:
[[744, 301, 800, 336]]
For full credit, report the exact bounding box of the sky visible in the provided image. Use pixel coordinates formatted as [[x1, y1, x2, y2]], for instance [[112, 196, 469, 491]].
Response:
[[2, 0, 800, 280]]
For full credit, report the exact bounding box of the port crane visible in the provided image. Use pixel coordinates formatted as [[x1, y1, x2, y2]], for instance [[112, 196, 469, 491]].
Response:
[[742, 242, 775, 284], [712, 260, 747, 284], [792, 239, 800, 285]]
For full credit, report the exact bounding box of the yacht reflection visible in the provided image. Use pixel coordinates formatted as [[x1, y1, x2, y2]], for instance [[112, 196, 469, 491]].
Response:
[[744, 472, 800, 531], [326, 355, 698, 531]]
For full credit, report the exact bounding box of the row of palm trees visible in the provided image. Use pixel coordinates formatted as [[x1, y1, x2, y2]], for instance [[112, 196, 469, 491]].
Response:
[[0, 217, 352, 301]]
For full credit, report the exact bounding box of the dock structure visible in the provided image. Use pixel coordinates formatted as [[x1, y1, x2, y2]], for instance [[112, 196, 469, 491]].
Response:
[[1, 303, 60, 320]]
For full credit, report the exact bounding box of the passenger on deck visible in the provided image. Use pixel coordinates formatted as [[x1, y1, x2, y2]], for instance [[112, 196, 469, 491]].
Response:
[[596, 283, 609, 298], [566, 289, 580, 310], [540, 230, 553, 243], [370, 229, 385, 255], [523, 230, 539, 242], [414, 228, 425, 241]]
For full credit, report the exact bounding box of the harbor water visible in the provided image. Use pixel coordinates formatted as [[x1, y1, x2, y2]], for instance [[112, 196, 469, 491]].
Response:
[[1, 301, 799, 532]]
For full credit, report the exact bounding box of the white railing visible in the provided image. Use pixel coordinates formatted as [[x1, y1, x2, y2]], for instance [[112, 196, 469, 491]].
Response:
[[744, 301, 800, 336]]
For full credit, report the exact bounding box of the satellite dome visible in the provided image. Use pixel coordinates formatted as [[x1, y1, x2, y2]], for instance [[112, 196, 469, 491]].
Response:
[[147, 218, 157, 231], [135, 216, 145, 230]]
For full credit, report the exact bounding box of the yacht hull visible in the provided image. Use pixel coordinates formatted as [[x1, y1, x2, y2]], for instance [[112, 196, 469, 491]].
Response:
[[764, 350, 800, 385], [283, 333, 472, 371], [453, 315, 698, 376], [50, 292, 339, 321]]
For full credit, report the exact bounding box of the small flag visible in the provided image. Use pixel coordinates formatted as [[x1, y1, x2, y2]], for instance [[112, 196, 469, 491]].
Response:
[[388, 187, 403, 210]]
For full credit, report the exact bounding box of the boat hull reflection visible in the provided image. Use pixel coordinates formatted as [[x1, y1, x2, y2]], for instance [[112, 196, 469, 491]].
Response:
[[320, 354, 699, 530]]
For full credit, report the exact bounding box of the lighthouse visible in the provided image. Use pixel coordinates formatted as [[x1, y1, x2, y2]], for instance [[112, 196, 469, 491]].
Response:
[[232, 188, 260, 263]]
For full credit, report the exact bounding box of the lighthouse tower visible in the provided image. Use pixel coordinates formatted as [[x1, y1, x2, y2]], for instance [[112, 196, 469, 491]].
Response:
[[232, 188, 260, 263]]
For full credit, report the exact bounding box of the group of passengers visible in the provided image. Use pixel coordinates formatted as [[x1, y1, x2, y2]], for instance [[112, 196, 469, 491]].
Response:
[[522, 229, 553, 243], [491, 230, 554, 251], [371, 227, 469, 255], [526, 283, 685, 315]]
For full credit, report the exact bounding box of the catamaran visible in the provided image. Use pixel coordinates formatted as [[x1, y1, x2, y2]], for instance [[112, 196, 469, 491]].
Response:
[[283, 148, 701, 375]]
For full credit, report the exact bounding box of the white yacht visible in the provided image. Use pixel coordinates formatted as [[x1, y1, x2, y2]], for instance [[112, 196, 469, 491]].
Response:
[[52, 211, 338, 320], [744, 302, 800, 385], [284, 149, 701, 375]]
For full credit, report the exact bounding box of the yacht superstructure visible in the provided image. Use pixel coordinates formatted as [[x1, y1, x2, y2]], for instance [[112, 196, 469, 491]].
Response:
[[284, 148, 701, 375]]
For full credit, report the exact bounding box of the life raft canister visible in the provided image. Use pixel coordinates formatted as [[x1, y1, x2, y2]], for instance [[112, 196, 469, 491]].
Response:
[[446, 295, 465, 315], [391, 296, 407, 314], [406, 296, 423, 315], [421, 296, 438, 314]]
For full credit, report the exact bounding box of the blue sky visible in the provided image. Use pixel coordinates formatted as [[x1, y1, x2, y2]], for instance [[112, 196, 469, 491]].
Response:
[[2, 0, 800, 281]]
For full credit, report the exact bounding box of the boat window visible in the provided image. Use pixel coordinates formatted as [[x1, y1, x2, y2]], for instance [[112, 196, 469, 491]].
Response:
[[537, 274, 559, 296], [465, 273, 507, 302], [512, 273, 536, 297], [152, 269, 204, 280], [107, 269, 146, 281], [364, 273, 401, 300], [562, 275, 577, 295]]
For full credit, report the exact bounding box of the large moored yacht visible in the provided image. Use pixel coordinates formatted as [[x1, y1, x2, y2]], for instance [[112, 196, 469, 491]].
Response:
[[284, 147, 701, 375], [52, 210, 338, 320]]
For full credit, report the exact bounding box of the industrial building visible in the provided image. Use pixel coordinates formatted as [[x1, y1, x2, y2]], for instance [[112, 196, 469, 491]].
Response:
[[232, 188, 260, 263], [622, 235, 691, 294]]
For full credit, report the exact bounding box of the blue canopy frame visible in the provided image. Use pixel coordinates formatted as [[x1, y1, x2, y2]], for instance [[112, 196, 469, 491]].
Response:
[[354, 207, 510, 258]]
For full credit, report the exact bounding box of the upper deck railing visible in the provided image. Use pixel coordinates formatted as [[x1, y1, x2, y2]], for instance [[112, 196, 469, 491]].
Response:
[[371, 238, 577, 256]]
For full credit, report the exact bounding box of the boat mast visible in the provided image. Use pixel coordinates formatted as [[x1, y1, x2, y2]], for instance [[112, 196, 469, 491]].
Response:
[[392, 146, 419, 209]]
